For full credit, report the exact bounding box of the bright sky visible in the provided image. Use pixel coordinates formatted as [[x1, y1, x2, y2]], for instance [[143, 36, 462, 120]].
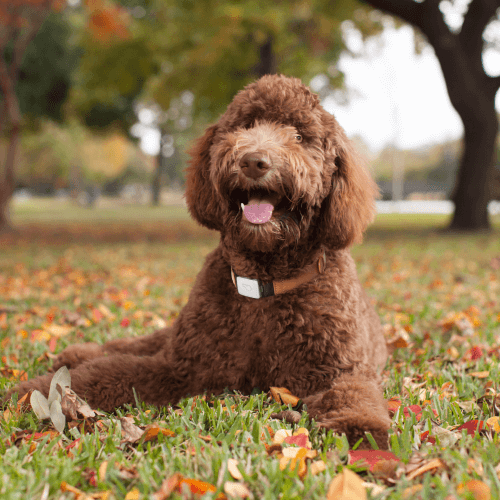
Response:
[[138, 24, 500, 156], [323, 25, 500, 152]]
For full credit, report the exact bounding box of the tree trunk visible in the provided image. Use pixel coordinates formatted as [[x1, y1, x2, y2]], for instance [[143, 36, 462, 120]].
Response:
[[360, 0, 500, 231], [0, 82, 21, 233], [255, 34, 277, 77], [449, 110, 497, 230]]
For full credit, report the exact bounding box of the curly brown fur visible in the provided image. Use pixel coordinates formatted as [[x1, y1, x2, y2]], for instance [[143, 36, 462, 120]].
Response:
[[4, 75, 390, 449]]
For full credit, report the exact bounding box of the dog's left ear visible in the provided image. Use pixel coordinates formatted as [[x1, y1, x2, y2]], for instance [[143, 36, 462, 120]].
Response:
[[185, 124, 224, 231], [317, 111, 379, 249]]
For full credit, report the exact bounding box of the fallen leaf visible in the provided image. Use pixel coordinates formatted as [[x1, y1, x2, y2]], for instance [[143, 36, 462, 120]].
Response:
[[457, 480, 491, 500], [141, 424, 175, 443], [153, 473, 182, 500], [327, 468, 367, 500], [273, 429, 293, 444], [270, 410, 301, 424], [309, 460, 326, 476], [120, 417, 144, 443], [348, 450, 400, 471], [224, 481, 252, 498], [455, 420, 485, 436], [405, 458, 445, 480], [124, 488, 141, 500], [30, 390, 51, 420], [48, 366, 71, 404], [220, 458, 241, 482], [269, 387, 300, 407], [50, 399, 66, 433], [470, 371, 489, 378], [486, 417, 500, 432]]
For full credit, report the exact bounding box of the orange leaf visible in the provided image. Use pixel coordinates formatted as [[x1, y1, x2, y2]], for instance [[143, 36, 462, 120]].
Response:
[[142, 425, 175, 442], [269, 387, 300, 406], [457, 480, 491, 500], [177, 478, 226, 499]]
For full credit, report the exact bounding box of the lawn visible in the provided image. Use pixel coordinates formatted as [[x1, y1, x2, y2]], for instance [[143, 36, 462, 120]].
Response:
[[1, 200, 500, 499]]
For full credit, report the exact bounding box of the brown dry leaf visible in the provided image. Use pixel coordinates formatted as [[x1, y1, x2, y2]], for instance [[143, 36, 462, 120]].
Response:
[[470, 371, 490, 379], [224, 482, 252, 498], [269, 387, 300, 406], [141, 424, 175, 443], [45, 324, 73, 337], [60, 387, 96, 420], [270, 410, 301, 424], [228, 459, 243, 480], [457, 480, 491, 500], [120, 417, 144, 444], [405, 458, 445, 480], [327, 468, 367, 500]]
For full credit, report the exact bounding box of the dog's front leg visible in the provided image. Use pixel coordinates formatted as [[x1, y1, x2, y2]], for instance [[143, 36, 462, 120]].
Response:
[[303, 367, 391, 450], [4, 352, 189, 412]]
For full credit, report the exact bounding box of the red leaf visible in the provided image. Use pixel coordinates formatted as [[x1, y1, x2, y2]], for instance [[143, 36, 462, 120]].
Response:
[[420, 431, 436, 444], [348, 450, 400, 471], [120, 318, 130, 327], [456, 420, 485, 435], [283, 434, 309, 448], [403, 405, 422, 418]]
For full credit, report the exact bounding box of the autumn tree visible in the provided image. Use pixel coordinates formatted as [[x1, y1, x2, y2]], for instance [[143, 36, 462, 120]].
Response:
[[73, 0, 384, 201], [361, 0, 500, 231]]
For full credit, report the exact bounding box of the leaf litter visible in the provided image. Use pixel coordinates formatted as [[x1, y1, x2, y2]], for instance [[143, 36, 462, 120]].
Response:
[[1, 234, 500, 498]]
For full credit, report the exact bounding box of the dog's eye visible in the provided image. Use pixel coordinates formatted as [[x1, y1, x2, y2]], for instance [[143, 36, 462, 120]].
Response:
[[295, 135, 302, 142]]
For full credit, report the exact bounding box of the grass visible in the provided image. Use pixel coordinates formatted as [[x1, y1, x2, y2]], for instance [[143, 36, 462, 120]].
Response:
[[1, 199, 500, 499]]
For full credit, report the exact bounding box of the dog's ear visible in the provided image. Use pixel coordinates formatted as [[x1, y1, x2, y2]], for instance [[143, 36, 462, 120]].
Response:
[[185, 124, 224, 231], [317, 113, 379, 249]]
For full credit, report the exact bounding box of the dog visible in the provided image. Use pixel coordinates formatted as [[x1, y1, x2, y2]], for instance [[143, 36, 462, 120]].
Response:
[[4, 75, 391, 450]]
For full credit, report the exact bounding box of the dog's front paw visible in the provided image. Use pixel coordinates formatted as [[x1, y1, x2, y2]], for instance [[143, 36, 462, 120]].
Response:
[[51, 343, 104, 371], [316, 412, 390, 450]]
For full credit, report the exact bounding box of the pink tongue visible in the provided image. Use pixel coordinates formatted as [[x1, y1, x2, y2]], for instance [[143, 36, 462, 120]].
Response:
[[243, 202, 273, 224]]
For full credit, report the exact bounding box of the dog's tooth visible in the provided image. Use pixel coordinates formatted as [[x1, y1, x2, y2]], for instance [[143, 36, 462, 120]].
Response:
[[241, 203, 245, 210]]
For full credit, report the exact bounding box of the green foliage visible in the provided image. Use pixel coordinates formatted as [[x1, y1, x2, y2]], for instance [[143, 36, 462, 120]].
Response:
[[5, 13, 80, 123], [71, 0, 385, 124]]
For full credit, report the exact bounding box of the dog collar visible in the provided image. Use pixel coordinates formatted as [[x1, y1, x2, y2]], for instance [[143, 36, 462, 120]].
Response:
[[231, 250, 326, 299]]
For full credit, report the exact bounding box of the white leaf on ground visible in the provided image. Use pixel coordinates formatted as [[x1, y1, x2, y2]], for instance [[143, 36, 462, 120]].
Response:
[[48, 366, 71, 405], [30, 390, 51, 419], [50, 399, 66, 433]]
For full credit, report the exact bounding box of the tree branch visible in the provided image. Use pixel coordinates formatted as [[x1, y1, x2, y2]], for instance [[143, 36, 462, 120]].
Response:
[[359, 0, 427, 32], [459, 0, 500, 59]]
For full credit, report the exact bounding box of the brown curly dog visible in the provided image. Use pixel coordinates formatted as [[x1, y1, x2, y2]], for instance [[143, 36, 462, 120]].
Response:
[[5, 75, 391, 449]]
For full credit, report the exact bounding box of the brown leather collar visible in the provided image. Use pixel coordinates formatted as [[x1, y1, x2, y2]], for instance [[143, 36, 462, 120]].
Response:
[[231, 250, 326, 299]]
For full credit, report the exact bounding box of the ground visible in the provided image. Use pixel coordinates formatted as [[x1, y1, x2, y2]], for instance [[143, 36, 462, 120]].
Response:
[[1, 198, 500, 499]]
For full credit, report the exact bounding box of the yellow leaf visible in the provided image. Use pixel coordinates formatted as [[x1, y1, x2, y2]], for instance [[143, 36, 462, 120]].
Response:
[[470, 371, 489, 378], [125, 488, 141, 500], [327, 468, 367, 500], [486, 417, 500, 432]]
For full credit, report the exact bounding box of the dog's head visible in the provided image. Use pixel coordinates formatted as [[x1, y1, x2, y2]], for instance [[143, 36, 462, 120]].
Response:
[[185, 74, 378, 253]]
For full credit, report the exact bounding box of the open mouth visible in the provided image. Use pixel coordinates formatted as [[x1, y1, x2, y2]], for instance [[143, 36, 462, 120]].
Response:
[[231, 187, 287, 224]]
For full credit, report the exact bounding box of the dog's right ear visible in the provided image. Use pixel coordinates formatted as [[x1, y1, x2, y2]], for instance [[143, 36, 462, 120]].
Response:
[[185, 124, 224, 231]]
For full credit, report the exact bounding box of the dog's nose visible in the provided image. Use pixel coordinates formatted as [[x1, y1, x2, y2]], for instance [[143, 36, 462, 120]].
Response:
[[240, 152, 271, 180]]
